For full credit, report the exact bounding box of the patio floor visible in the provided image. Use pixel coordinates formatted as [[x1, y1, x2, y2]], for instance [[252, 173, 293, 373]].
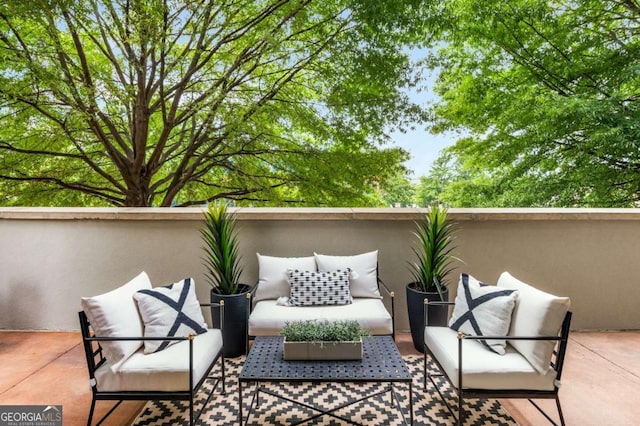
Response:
[[0, 331, 638, 425]]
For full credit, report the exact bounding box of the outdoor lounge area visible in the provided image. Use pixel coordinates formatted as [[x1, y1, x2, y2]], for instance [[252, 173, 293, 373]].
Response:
[[1, 207, 639, 424], [1, 330, 639, 425]]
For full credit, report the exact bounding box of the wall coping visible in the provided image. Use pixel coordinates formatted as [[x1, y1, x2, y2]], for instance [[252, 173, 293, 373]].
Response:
[[2, 207, 640, 221]]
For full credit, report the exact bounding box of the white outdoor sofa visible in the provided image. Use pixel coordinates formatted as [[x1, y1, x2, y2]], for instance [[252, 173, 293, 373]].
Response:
[[248, 251, 395, 341]]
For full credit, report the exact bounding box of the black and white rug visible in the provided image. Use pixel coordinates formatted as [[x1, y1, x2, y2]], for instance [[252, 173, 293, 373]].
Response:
[[134, 355, 516, 425]]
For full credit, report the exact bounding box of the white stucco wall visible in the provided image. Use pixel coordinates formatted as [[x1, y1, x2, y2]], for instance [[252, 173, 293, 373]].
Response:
[[1, 207, 638, 331]]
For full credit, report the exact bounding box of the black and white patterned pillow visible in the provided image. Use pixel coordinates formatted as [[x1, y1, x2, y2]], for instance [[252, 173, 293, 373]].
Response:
[[449, 273, 518, 354], [287, 269, 352, 306], [133, 278, 208, 354]]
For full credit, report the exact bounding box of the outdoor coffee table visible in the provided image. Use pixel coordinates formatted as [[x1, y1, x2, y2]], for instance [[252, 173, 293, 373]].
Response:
[[238, 335, 413, 425]]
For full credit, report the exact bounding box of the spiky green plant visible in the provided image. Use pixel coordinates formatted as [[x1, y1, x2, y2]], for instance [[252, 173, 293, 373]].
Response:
[[200, 203, 243, 295], [409, 203, 460, 298]]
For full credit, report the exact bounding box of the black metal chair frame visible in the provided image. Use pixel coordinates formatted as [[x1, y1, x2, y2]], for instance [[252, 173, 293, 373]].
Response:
[[423, 300, 572, 426], [79, 302, 226, 426], [246, 265, 396, 353]]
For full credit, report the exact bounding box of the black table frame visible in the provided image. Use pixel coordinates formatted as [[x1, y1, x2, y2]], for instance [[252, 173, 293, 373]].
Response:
[[238, 336, 413, 425]]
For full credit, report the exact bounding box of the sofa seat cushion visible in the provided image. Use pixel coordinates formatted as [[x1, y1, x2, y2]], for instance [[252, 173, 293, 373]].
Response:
[[249, 298, 392, 336], [94, 329, 222, 392], [425, 326, 557, 391]]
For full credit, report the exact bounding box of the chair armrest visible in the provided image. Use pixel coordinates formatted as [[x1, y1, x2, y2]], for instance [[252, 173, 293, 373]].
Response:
[[426, 300, 455, 306], [460, 334, 562, 342], [423, 300, 455, 327], [199, 302, 224, 308], [377, 276, 393, 297], [377, 277, 396, 340], [199, 302, 225, 330], [85, 335, 190, 343]]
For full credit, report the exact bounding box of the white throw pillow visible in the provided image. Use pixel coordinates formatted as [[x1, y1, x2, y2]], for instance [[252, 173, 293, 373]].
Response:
[[449, 273, 518, 354], [254, 254, 317, 302], [287, 269, 353, 306], [81, 271, 151, 372], [497, 272, 571, 374], [133, 277, 208, 354], [314, 251, 381, 299]]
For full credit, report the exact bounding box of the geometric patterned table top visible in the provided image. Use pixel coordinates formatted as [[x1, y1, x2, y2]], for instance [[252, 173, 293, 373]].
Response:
[[239, 336, 412, 383]]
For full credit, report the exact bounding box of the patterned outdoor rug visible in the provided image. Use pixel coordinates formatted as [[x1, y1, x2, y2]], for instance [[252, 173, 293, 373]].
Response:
[[134, 355, 516, 425]]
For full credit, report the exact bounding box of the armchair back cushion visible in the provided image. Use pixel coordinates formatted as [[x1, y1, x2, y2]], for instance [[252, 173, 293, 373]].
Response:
[[254, 254, 316, 302], [314, 250, 381, 299], [497, 272, 571, 374], [80, 271, 152, 372]]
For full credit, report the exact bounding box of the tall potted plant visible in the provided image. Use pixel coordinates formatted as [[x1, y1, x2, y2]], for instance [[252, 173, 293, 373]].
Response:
[[201, 203, 251, 357], [406, 203, 460, 352]]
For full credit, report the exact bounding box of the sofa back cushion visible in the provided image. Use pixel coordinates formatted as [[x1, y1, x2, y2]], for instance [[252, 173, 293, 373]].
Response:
[[314, 251, 381, 299], [497, 272, 571, 374], [254, 254, 316, 302]]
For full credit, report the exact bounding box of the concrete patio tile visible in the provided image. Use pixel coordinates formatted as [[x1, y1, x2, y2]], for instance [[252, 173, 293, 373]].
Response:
[[502, 331, 640, 426], [0, 331, 80, 394]]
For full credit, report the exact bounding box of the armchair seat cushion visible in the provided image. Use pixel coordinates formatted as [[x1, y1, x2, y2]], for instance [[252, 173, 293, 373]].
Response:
[[249, 298, 392, 336], [425, 326, 557, 391], [94, 329, 222, 392]]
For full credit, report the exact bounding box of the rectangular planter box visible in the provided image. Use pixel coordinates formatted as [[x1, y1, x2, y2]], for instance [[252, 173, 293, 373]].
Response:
[[283, 338, 363, 361]]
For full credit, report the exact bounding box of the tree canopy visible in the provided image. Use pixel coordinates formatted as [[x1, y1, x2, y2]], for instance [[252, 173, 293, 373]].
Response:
[[423, 0, 640, 207], [0, 0, 428, 207]]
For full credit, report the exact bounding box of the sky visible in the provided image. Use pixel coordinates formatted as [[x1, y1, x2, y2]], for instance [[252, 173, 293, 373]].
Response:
[[387, 50, 459, 181], [384, 62, 456, 181], [390, 127, 456, 180]]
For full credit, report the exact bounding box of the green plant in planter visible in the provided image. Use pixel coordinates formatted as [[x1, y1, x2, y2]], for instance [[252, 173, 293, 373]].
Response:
[[200, 203, 244, 295], [281, 320, 370, 342], [409, 203, 460, 299]]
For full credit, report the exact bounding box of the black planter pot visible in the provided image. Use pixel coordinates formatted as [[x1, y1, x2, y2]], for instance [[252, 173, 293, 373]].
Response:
[[210, 284, 252, 358], [406, 282, 450, 353]]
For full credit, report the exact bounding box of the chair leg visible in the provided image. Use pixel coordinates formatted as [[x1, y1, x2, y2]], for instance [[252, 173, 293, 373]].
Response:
[[529, 398, 564, 426], [94, 400, 122, 426], [86, 397, 96, 426], [556, 395, 566, 426], [189, 395, 194, 426], [423, 351, 428, 391], [221, 355, 226, 394]]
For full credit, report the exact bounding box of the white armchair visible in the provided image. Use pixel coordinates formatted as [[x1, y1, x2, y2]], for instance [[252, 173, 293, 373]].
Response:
[[424, 272, 572, 426], [79, 272, 226, 426]]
